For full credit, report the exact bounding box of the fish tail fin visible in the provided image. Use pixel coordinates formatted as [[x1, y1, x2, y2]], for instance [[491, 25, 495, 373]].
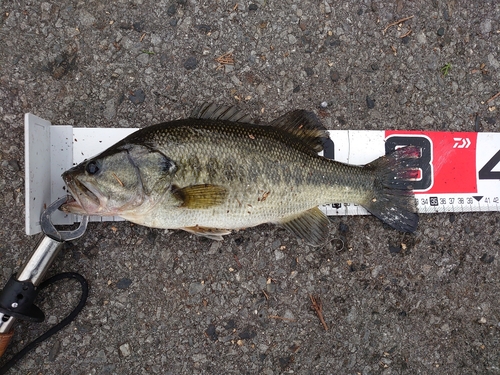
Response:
[[362, 146, 420, 232]]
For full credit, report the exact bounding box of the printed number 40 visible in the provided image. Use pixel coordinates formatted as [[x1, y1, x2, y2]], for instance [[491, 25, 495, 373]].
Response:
[[479, 150, 500, 180]]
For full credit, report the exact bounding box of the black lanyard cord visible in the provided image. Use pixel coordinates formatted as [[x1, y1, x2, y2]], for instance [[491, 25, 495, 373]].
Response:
[[0, 272, 89, 375]]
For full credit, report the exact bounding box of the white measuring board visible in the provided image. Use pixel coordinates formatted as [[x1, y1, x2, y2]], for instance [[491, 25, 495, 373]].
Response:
[[25, 113, 500, 235]]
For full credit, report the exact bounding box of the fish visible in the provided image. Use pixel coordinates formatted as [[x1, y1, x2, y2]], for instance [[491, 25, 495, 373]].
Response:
[[61, 103, 419, 247]]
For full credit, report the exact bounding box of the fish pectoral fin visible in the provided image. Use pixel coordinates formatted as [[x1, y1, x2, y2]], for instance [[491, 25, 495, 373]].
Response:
[[182, 226, 231, 241], [172, 184, 228, 209], [269, 110, 329, 153], [279, 207, 330, 247]]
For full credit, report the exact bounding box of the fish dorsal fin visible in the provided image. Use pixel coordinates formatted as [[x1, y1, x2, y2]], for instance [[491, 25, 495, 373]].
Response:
[[269, 110, 329, 153], [172, 184, 228, 209], [182, 226, 231, 241], [191, 103, 253, 123], [279, 207, 330, 247]]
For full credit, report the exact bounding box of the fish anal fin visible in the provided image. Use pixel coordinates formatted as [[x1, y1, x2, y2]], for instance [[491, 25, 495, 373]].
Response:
[[279, 207, 330, 247], [191, 103, 253, 123], [182, 226, 231, 241], [172, 184, 228, 209], [269, 110, 329, 153]]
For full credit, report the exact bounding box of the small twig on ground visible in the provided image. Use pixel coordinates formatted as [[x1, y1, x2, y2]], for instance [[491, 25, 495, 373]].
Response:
[[383, 15, 414, 34], [400, 29, 412, 38], [215, 52, 235, 70], [310, 295, 328, 331], [262, 289, 270, 300], [233, 254, 242, 269], [268, 315, 296, 322], [485, 91, 500, 104]]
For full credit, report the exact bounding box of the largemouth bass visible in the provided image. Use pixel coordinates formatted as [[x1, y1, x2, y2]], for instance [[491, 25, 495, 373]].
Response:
[[61, 104, 419, 246]]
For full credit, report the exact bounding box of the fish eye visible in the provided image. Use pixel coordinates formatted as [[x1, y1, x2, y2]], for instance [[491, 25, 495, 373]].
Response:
[[85, 161, 100, 175]]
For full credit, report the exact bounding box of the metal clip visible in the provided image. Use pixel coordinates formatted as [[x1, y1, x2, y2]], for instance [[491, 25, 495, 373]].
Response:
[[40, 197, 89, 241]]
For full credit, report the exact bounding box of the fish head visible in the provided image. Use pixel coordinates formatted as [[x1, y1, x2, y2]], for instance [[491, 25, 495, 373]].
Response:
[[61, 144, 176, 216]]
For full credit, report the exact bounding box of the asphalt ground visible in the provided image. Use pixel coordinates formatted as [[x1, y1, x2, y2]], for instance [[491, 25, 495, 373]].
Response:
[[0, 1, 499, 374]]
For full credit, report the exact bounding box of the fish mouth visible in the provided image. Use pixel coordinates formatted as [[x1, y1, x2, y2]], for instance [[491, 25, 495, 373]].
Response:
[[60, 174, 101, 214]]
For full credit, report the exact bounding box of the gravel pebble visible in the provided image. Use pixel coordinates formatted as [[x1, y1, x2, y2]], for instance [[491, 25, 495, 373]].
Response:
[[239, 328, 257, 340], [189, 281, 205, 295], [339, 222, 349, 233], [442, 6, 450, 21], [116, 277, 133, 289], [389, 245, 401, 254], [133, 21, 145, 32], [78, 9, 96, 27], [184, 56, 198, 70], [415, 80, 426, 91], [48, 341, 61, 362], [480, 254, 495, 264], [103, 98, 116, 120], [129, 89, 146, 104], [167, 4, 177, 16], [330, 69, 340, 82], [119, 343, 131, 357], [275, 249, 285, 260], [323, 0, 332, 14], [488, 53, 500, 69], [416, 32, 427, 44], [136, 53, 150, 65], [366, 96, 375, 109], [205, 324, 218, 341], [192, 353, 206, 362], [485, 117, 496, 125], [3, 160, 20, 172], [480, 19, 492, 34]]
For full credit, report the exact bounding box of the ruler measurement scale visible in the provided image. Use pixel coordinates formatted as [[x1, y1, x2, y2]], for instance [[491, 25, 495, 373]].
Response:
[[320, 194, 500, 216], [25, 114, 500, 234]]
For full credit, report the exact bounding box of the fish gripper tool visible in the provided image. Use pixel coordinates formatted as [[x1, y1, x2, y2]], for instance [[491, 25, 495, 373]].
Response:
[[0, 197, 89, 358]]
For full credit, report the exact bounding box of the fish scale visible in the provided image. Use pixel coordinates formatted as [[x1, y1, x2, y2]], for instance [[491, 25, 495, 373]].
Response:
[[141, 121, 369, 225]]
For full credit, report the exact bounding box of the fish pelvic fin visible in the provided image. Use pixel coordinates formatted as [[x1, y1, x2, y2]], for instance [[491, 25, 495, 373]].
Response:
[[279, 207, 330, 247], [362, 146, 420, 233], [269, 110, 330, 153], [172, 184, 228, 209], [182, 226, 231, 241]]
